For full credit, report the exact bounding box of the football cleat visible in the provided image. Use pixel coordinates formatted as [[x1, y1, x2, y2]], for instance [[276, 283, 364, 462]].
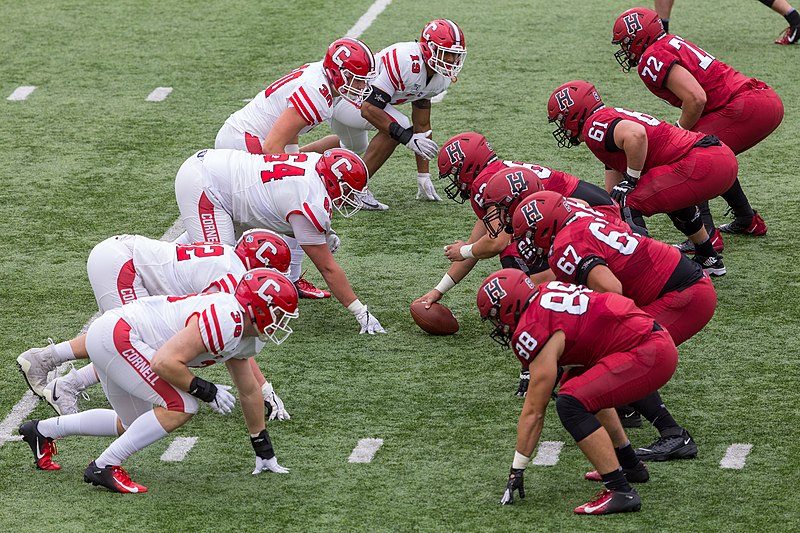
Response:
[[516, 369, 530, 397], [673, 228, 725, 255], [617, 406, 642, 428], [17, 341, 59, 397], [693, 254, 726, 277], [574, 488, 641, 515], [718, 211, 767, 236], [19, 420, 60, 471], [84, 461, 148, 493], [42, 368, 82, 416], [776, 26, 800, 45], [294, 274, 331, 299], [635, 428, 698, 461], [585, 462, 649, 483], [359, 189, 389, 211]]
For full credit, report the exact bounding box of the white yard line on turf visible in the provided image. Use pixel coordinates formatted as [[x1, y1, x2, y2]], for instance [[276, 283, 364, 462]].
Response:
[[720, 443, 753, 469], [0, 392, 38, 447], [345, 0, 392, 38], [160, 436, 199, 462], [348, 438, 384, 463], [531, 441, 564, 466], [7, 86, 37, 101], [146, 87, 173, 102]]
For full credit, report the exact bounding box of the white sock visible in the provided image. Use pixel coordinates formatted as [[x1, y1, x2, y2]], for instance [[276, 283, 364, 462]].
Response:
[[38, 409, 119, 439], [174, 231, 193, 245], [286, 237, 304, 282], [74, 364, 100, 391], [95, 410, 168, 468], [52, 341, 76, 363]]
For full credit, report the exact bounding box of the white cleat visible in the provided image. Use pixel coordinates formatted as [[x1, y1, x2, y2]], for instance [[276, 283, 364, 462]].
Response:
[[43, 369, 83, 416], [17, 341, 58, 397], [359, 189, 389, 211]]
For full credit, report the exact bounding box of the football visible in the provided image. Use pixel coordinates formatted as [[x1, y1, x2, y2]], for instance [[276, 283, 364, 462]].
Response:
[[410, 301, 459, 335]]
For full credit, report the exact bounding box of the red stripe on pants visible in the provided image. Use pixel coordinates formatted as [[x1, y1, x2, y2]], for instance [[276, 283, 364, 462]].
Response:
[[116, 259, 138, 306], [198, 192, 221, 243], [244, 133, 263, 154]]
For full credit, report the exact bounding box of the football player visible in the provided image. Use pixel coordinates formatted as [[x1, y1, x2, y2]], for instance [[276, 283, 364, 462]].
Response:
[[17, 230, 292, 419], [547, 80, 737, 275], [302, 19, 467, 209], [215, 37, 375, 298], [479, 270, 678, 514], [513, 191, 716, 461], [19, 268, 296, 493], [612, 7, 783, 253], [174, 147, 385, 335]]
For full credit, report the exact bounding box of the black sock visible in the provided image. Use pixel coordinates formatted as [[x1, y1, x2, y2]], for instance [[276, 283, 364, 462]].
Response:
[[615, 443, 640, 470], [601, 468, 632, 492], [786, 8, 800, 26], [630, 392, 680, 434], [694, 235, 717, 257], [661, 18, 670, 33], [697, 201, 715, 233], [721, 179, 754, 220]]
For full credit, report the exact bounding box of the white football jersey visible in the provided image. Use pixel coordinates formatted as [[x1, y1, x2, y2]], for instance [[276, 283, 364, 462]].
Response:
[[199, 149, 331, 237], [224, 62, 338, 137], [372, 42, 451, 105], [118, 293, 253, 367]]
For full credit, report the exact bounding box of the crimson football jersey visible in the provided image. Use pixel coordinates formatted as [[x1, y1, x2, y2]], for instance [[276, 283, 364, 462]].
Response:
[[638, 35, 753, 114], [582, 107, 706, 173], [549, 210, 680, 306]]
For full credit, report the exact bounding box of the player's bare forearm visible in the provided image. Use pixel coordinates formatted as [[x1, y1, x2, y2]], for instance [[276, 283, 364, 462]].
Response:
[[361, 102, 396, 136], [151, 319, 208, 391], [302, 244, 358, 306], [515, 334, 562, 455], [614, 121, 648, 171], [446, 257, 479, 283], [262, 107, 306, 154], [604, 169, 624, 191], [412, 103, 432, 173], [226, 358, 266, 434], [472, 233, 510, 259]]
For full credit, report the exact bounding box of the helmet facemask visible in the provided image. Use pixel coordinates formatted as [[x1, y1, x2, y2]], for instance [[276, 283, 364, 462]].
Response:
[[483, 204, 512, 239], [440, 163, 469, 203], [613, 37, 638, 72], [427, 43, 467, 80], [338, 68, 377, 106], [251, 303, 299, 345]]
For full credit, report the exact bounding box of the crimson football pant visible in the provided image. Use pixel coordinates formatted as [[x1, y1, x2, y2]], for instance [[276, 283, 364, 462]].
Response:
[[642, 274, 717, 347]]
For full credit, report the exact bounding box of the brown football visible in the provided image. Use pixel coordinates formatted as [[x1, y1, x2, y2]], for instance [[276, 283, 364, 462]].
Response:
[[410, 301, 459, 335]]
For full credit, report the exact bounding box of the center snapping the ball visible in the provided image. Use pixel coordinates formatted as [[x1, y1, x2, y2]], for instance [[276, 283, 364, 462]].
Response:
[[410, 301, 459, 335]]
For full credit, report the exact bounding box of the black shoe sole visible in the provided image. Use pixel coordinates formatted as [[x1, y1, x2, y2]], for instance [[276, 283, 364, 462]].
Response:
[[635, 443, 698, 462]]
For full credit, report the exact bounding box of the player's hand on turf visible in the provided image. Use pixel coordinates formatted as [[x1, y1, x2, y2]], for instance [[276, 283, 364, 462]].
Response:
[[209, 384, 236, 414], [262, 382, 290, 421], [500, 468, 526, 505], [416, 172, 442, 201], [252, 456, 289, 475], [414, 290, 443, 310], [356, 308, 386, 334], [405, 130, 439, 160], [444, 240, 468, 262]]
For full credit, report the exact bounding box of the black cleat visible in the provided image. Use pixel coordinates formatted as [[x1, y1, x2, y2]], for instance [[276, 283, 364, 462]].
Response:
[[19, 420, 60, 470], [635, 428, 698, 461], [693, 254, 726, 277], [84, 460, 148, 493], [574, 488, 641, 514]]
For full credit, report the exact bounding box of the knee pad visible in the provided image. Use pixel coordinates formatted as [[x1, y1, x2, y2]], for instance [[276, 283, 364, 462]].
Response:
[[668, 205, 703, 236], [556, 394, 602, 442]]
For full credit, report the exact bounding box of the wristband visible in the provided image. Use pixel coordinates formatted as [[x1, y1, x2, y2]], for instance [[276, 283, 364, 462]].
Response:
[[284, 144, 299, 154], [250, 429, 276, 460], [188, 376, 217, 403], [625, 167, 641, 180], [389, 122, 413, 144], [460, 243, 475, 259], [512, 450, 531, 470], [435, 274, 456, 295], [417, 172, 431, 179], [347, 298, 368, 316], [674, 120, 685, 129]]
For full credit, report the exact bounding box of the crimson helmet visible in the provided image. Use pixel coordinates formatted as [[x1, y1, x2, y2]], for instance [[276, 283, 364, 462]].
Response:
[[438, 132, 497, 203], [477, 268, 537, 347], [612, 8, 665, 71], [547, 80, 604, 148], [420, 19, 467, 80], [511, 191, 574, 262], [481, 167, 545, 238], [323, 37, 377, 105], [234, 268, 299, 345], [235, 229, 291, 275], [316, 148, 369, 218]]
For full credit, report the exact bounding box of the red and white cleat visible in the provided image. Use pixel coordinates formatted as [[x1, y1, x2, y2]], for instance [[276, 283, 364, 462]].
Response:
[[775, 26, 800, 45], [574, 488, 641, 515], [84, 461, 148, 493], [718, 211, 768, 236], [19, 420, 60, 471], [294, 274, 331, 299]]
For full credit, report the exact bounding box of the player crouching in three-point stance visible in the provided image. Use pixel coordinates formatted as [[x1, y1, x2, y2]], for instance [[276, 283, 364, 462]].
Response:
[[478, 269, 679, 514], [19, 268, 297, 493]]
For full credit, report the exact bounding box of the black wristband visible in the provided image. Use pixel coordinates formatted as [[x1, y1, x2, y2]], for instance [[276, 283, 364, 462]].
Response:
[[388, 122, 413, 144], [188, 376, 217, 403], [251, 429, 275, 460], [623, 173, 639, 186]]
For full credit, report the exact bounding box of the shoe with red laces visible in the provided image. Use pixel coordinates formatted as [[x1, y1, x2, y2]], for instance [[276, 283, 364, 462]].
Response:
[[574, 488, 641, 515], [294, 273, 331, 299], [673, 228, 725, 255], [19, 420, 60, 471], [776, 26, 800, 45], [585, 461, 649, 483], [718, 211, 768, 236], [84, 461, 148, 493]]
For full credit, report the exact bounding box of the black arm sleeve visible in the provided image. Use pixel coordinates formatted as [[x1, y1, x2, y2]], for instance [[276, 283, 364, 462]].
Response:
[[364, 86, 391, 109], [604, 118, 623, 152], [575, 255, 607, 286]]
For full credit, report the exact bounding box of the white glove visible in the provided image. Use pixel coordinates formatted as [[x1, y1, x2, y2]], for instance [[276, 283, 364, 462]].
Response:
[[326, 230, 341, 254], [405, 130, 439, 160], [252, 456, 290, 474], [416, 173, 442, 201], [209, 384, 236, 415], [356, 308, 386, 334], [262, 382, 291, 421]]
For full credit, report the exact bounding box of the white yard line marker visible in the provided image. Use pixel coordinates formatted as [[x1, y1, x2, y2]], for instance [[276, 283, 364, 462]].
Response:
[[431, 90, 448, 104], [146, 87, 173, 102], [160, 436, 199, 462], [720, 443, 753, 469], [531, 440, 564, 466], [345, 0, 393, 38], [348, 438, 384, 463], [0, 392, 40, 448], [7, 86, 37, 101]]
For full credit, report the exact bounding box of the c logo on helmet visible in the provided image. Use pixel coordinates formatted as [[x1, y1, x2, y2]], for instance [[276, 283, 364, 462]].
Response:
[[331, 45, 352, 67], [555, 88, 574, 112], [445, 140, 466, 164], [505, 171, 528, 196], [423, 21, 438, 42], [483, 278, 507, 306], [521, 201, 544, 227], [330, 157, 354, 179], [255, 241, 279, 266], [624, 13, 643, 35], [255, 278, 281, 306]]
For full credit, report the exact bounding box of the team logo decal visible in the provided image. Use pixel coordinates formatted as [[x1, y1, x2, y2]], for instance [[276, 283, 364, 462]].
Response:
[[554, 88, 574, 112], [505, 170, 528, 196], [330, 157, 353, 178], [624, 13, 643, 34], [255, 278, 281, 305], [330, 45, 352, 67], [483, 278, 507, 305], [445, 140, 466, 164], [520, 201, 543, 227]]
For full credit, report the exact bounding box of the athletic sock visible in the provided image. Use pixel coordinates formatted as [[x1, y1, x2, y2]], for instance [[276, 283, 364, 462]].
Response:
[[601, 468, 632, 492], [721, 179, 755, 219], [630, 391, 680, 434], [53, 341, 76, 363], [95, 410, 168, 468], [615, 442, 640, 470], [697, 201, 715, 233], [786, 8, 800, 26], [74, 363, 100, 391], [38, 409, 119, 439], [285, 237, 303, 282], [694, 236, 717, 258], [661, 18, 670, 33]]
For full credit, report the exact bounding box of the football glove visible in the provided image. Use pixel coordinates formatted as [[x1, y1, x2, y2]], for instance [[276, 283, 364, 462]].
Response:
[[189, 378, 236, 415], [356, 308, 386, 334], [610, 178, 637, 207], [262, 382, 290, 421], [252, 455, 289, 474], [405, 130, 439, 160], [500, 468, 526, 505], [416, 172, 442, 201], [516, 370, 530, 397], [326, 230, 341, 254]]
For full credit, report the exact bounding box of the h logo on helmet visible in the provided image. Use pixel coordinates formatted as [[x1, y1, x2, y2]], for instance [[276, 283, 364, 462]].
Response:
[[505, 171, 528, 196], [624, 13, 643, 34], [331, 45, 352, 67], [521, 201, 543, 227], [483, 278, 507, 305], [330, 157, 353, 179], [445, 140, 465, 164], [255, 278, 281, 306], [555, 88, 574, 112]]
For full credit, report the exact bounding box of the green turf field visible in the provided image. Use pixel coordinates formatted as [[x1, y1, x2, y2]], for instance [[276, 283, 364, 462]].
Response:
[[1, 0, 799, 531]]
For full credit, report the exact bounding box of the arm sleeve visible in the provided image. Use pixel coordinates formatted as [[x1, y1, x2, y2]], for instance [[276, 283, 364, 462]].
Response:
[[288, 213, 327, 245], [575, 255, 607, 286]]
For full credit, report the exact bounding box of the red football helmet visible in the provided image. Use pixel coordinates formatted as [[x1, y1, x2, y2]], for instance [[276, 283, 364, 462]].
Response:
[[511, 191, 574, 262], [234, 268, 299, 345], [235, 229, 291, 275], [547, 80, 604, 148], [612, 8, 665, 72], [323, 37, 377, 105], [438, 132, 497, 203], [420, 19, 467, 80], [481, 167, 545, 238], [477, 268, 537, 347], [316, 148, 369, 218]]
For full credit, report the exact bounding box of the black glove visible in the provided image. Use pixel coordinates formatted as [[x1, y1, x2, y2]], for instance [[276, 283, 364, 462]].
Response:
[[516, 370, 530, 397], [610, 176, 638, 207], [500, 468, 526, 505]]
